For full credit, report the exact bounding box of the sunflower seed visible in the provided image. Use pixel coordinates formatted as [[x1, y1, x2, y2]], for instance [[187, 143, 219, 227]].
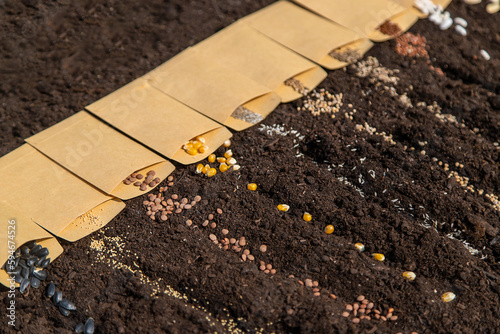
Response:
[[35, 247, 49, 258], [33, 269, 47, 281], [59, 305, 71, 317], [29, 244, 42, 255], [75, 323, 85, 333], [46, 282, 55, 298], [21, 267, 30, 279], [30, 276, 40, 289], [52, 290, 62, 305], [19, 278, 30, 294], [59, 298, 76, 311], [84, 318, 95, 334], [41, 258, 51, 268]]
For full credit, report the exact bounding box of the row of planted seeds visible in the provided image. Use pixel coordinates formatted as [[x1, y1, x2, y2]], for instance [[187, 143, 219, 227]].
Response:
[[1, 0, 456, 332]]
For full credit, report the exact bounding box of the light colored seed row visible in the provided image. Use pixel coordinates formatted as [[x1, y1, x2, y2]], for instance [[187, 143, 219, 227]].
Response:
[[259, 260, 276, 275], [195, 144, 241, 178], [183, 135, 209, 156], [123, 170, 160, 191], [342, 296, 398, 323], [297, 88, 343, 118]]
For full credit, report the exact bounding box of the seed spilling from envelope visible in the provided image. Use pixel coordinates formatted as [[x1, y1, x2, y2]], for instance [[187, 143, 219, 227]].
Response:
[[183, 136, 209, 156], [329, 48, 361, 64], [284, 78, 309, 95], [231, 106, 263, 124], [377, 20, 402, 37], [123, 170, 159, 191]]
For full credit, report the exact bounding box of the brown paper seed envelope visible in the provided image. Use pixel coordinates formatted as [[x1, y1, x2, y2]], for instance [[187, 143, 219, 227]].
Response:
[[193, 22, 326, 103], [368, 8, 419, 42], [144, 48, 282, 131], [86, 78, 232, 164], [0, 201, 64, 287], [243, 3, 373, 70], [292, 0, 406, 37], [0, 144, 126, 242], [26, 111, 175, 200], [241, 1, 373, 69]]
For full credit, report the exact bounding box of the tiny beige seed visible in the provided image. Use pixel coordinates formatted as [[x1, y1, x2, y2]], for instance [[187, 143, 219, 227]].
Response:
[[259, 245, 267, 253]]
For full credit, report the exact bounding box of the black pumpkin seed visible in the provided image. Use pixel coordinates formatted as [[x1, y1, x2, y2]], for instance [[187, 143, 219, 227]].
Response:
[[30, 276, 40, 289], [59, 305, 71, 317], [84, 318, 95, 334], [21, 267, 30, 279], [20, 245, 29, 255], [46, 282, 55, 298], [75, 323, 85, 333], [29, 244, 42, 255], [33, 269, 47, 281], [41, 258, 51, 268], [52, 290, 62, 305], [60, 298, 76, 311], [19, 278, 30, 294], [24, 240, 37, 249], [14, 274, 23, 284], [35, 247, 49, 258]]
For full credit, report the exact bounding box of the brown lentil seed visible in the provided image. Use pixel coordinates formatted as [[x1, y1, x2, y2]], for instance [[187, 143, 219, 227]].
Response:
[[167, 176, 173, 182], [154, 177, 160, 183], [239, 237, 246, 246], [136, 174, 143, 179], [208, 214, 214, 220], [247, 255, 255, 261], [342, 312, 350, 318], [194, 195, 201, 202], [217, 208, 223, 214], [134, 181, 141, 186], [184, 204, 192, 210], [381, 316, 387, 321], [313, 292, 320, 296], [222, 229, 229, 235], [264, 269, 270, 274], [352, 318, 360, 324], [168, 182, 174, 186], [202, 220, 209, 227], [365, 316, 371, 321], [210, 222, 217, 229], [259, 265, 266, 271], [160, 215, 168, 221], [241, 254, 247, 261], [124, 180, 132, 185], [346, 305, 353, 311], [209, 234, 217, 241], [367, 303, 374, 309], [181, 198, 188, 204], [175, 209, 182, 214], [147, 170, 155, 176], [357, 295, 365, 302], [259, 245, 267, 253], [243, 249, 250, 255], [171, 194, 178, 200], [390, 316, 398, 321]]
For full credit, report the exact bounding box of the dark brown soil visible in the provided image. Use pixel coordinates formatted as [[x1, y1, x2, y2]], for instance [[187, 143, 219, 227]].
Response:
[[1, 0, 500, 333]]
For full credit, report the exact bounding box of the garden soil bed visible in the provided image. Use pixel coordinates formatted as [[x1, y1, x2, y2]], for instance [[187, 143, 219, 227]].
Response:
[[1, 0, 500, 333]]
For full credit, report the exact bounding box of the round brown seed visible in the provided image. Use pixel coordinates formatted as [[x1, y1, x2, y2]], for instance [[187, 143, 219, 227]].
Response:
[[154, 177, 160, 183], [136, 174, 143, 179], [124, 180, 132, 185], [342, 312, 350, 318], [184, 204, 192, 210], [345, 305, 353, 311], [352, 318, 360, 324], [167, 176, 173, 182], [217, 208, 223, 214], [390, 316, 398, 321], [222, 229, 229, 235], [209, 234, 217, 241], [208, 214, 214, 220], [356, 295, 365, 302], [210, 222, 217, 229], [259, 245, 267, 253], [194, 195, 201, 202], [181, 198, 188, 204], [247, 255, 255, 261], [134, 181, 141, 186], [202, 220, 209, 227], [239, 237, 246, 246], [186, 220, 193, 226], [266, 264, 272, 270], [171, 194, 178, 200], [243, 249, 250, 255], [140, 184, 147, 191]]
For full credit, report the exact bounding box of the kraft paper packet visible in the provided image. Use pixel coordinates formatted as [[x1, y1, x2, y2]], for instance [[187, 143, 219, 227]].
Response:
[[241, 1, 374, 70], [292, 0, 407, 38], [144, 48, 282, 131], [0, 201, 63, 287], [26, 111, 175, 200], [0, 145, 125, 242], [86, 78, 232, 164], [368, 8, 419, 42], [193, 22, 326, 103]]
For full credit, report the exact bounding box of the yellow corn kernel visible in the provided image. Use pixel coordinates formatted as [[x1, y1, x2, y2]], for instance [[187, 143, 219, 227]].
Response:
[[198, 145, 208, 154], [196, 136, 206, 144], [232, 165, 241, 171], [223, 139, 231, 148], [227, 157, 237, 165], [217, 157, 226, 163], [192, 141, 202, 150], [441, 292, 456, 302], [208, 154, 216, 163], [247, 183, 257, 191], [324, 225, 334, 234], [219, 163, 229, 172], [202, 164, 210, 174], [372, 253, 385, 262], [224, 150, 233, 159], [207, 168, 217, 177], [302, 212, 312, 222], [354, 243, 365, 252], [277, 204, 290, 212], [195, 164, 204, 174], [402, 271, 416, 281], [186, 147, 198, 156]]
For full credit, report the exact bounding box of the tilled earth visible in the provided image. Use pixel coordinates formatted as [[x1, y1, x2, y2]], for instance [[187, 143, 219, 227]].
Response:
[[1, 0, 500, 333]]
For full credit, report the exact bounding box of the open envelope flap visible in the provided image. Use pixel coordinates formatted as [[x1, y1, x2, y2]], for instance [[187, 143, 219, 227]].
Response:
[[86, 78, 232, 163], [0, 144, 124, 241], [0, 201, 64, 287], [242, 1, 364, 65], [194, 22, 325, 94], [293, 0, 406, 37], [26, 110, 172, 199], [144, 48, 280, 126]]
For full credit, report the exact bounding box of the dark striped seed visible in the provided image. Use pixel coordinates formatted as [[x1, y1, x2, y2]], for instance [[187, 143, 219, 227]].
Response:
[[29, 244, 42, 255], [24, 240, 37, 249], [41, 258, 51, 268], [46, 282, 55, 298], [21, 267, 30, 279], [30, 276, 40, 289], [60, 298, 76, 311], [75, 323, 85, 333], [84, 318, 95, 334], [20, 246, 29, 255], [19, 278, 30, 294], [52, 290, 62, 305], [35, 247, 49, 258], [33, 269, 47, 281], [59, 305, 71, 317]]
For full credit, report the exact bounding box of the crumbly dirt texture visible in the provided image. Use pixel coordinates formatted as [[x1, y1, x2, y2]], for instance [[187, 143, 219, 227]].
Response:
[[1, 1, 500, 333]]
